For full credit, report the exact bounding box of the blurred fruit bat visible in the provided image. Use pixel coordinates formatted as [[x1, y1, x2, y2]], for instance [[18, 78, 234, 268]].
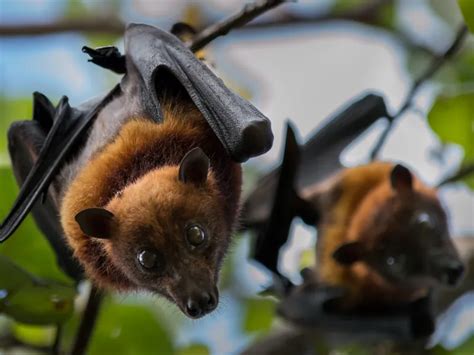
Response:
[[0, 23, 273, 301], [243, 93, 388, 278]]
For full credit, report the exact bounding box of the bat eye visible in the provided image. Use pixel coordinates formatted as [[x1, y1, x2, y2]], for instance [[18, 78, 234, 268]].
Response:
[[415, 212, 433, 229], [386, 254, 406, 271], [137, 250, 158, 269], [186, 225, 206, 247]]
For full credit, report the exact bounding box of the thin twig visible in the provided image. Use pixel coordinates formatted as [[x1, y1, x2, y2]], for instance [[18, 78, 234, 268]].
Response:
[[189, 0, 286, 52], [244, 0, 393, 29], [438, 162, 474, 187], [370, 25, 469, 160], [0, 0, 392, 42], [0, 17, 124, 37], [71, 285, 104, 355]]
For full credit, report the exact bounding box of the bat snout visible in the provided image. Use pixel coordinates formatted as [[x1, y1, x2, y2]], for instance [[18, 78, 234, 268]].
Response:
[[443, 261, 465, 286], [172, 279, 219, 319], [184, 289, 218, 319], [434, 257, 465, 286]]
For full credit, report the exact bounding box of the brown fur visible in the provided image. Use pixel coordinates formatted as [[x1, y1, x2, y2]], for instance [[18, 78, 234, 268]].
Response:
[[60, 101, 242, 290], [303, 162, 441, 309]]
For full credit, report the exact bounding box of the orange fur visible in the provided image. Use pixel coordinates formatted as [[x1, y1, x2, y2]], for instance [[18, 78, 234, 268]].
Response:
[[60, 103, 242, 290], [303, 162, 439, 308]]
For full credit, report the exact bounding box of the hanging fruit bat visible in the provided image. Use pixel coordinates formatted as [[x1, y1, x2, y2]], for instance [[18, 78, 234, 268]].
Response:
[[242, 93, 389, 279], [244, 108, 463, 337], [279, 161, 464, 337], [305, 162, 464, 308], [0, 24, 273, 319]]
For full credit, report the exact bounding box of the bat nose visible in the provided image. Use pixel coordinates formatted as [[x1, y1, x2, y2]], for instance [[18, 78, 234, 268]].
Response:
[[436, 257, 465, 286], [444, 261, 465, 286], [184, 290, 218, 319]]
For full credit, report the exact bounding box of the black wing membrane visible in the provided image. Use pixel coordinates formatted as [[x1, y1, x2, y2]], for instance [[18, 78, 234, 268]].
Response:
[[277, 287, 435, 340], [123, 24, 273, 163], [0, 87, 119, 245], [253, 123, 317, 278], [242, 93, 388, 229], [7, 112, 83, 280], [82, 24, 273, 162]]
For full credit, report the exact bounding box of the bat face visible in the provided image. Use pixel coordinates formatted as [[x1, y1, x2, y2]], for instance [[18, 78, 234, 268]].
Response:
[[75, 149, 231, 318], [333, 165, 465, 289], [364, 210, 463, 288]]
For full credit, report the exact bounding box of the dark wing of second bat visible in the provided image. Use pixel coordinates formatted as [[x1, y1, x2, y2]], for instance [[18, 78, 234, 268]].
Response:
[[242, 93, 389, 229]]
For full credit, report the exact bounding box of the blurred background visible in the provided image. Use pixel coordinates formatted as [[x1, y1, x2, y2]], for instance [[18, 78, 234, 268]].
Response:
[[0, 0, 473, 354]]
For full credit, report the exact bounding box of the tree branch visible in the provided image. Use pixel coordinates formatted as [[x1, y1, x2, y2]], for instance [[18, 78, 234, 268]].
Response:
[[370, 25, 469, 160], [0, 17, 124, 37], [438, 161, 474, 187], [244, 0, 393, 29], [0, 0, 434, 58], [70, 285, 104, 355], [189, 0, 287, 52]]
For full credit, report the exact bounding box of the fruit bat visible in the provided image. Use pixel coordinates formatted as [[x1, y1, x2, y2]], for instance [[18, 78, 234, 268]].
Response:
[[0, 24, 273, 317], [243, 93, 388, 278]]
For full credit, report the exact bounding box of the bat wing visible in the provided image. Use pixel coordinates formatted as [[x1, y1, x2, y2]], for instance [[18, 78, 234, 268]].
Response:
[[0, 87, 119, 251], [242, 93, 388, 229], [122, 24, 273, 163], [6, 104, 83, 280], [277, 286, 434, 340], [253, 123, 300, 276], [252, 123, 317, 278]]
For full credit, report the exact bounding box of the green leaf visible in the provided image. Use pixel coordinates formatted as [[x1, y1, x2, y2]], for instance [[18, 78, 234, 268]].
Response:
[[0, 97, 33, 164], [0, 255, 34, 296], [5, 282, 75, 325], [86, 297, 174, 355], [176, 343, 209, 355], [0, 255, 75, 325], [428, 92, 474, 188], [0, 167, 72, 283], [243, 297, 276, 333], [12, 323, 56, 347], [458, 0, 474, 33]]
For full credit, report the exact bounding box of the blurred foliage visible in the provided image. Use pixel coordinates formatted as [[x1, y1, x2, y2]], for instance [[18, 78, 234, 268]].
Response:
[[78, 297, 174, 355], [0, 167, 72, 283], [0, 97, 32, 165], [0, 0, 473, 354], [428, 92, 474, 188], [176, 343, 210, 355], [458, 0, 474, 33], [433, 335, 474, 355], [0, 255, 75, 325], [243, 298, 276, 333]]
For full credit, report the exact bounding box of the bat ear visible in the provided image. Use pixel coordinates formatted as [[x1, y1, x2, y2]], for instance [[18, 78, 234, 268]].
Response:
[[178, 147, 210, 186], [390, 164, 413, 192], [332, 241, 365, 265], [75, 208, 115, 239]]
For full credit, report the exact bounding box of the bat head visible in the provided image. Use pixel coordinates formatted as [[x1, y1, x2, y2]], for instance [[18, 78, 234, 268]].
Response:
[[75, 148, 230, 318], [333, 164, 464, 289]]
